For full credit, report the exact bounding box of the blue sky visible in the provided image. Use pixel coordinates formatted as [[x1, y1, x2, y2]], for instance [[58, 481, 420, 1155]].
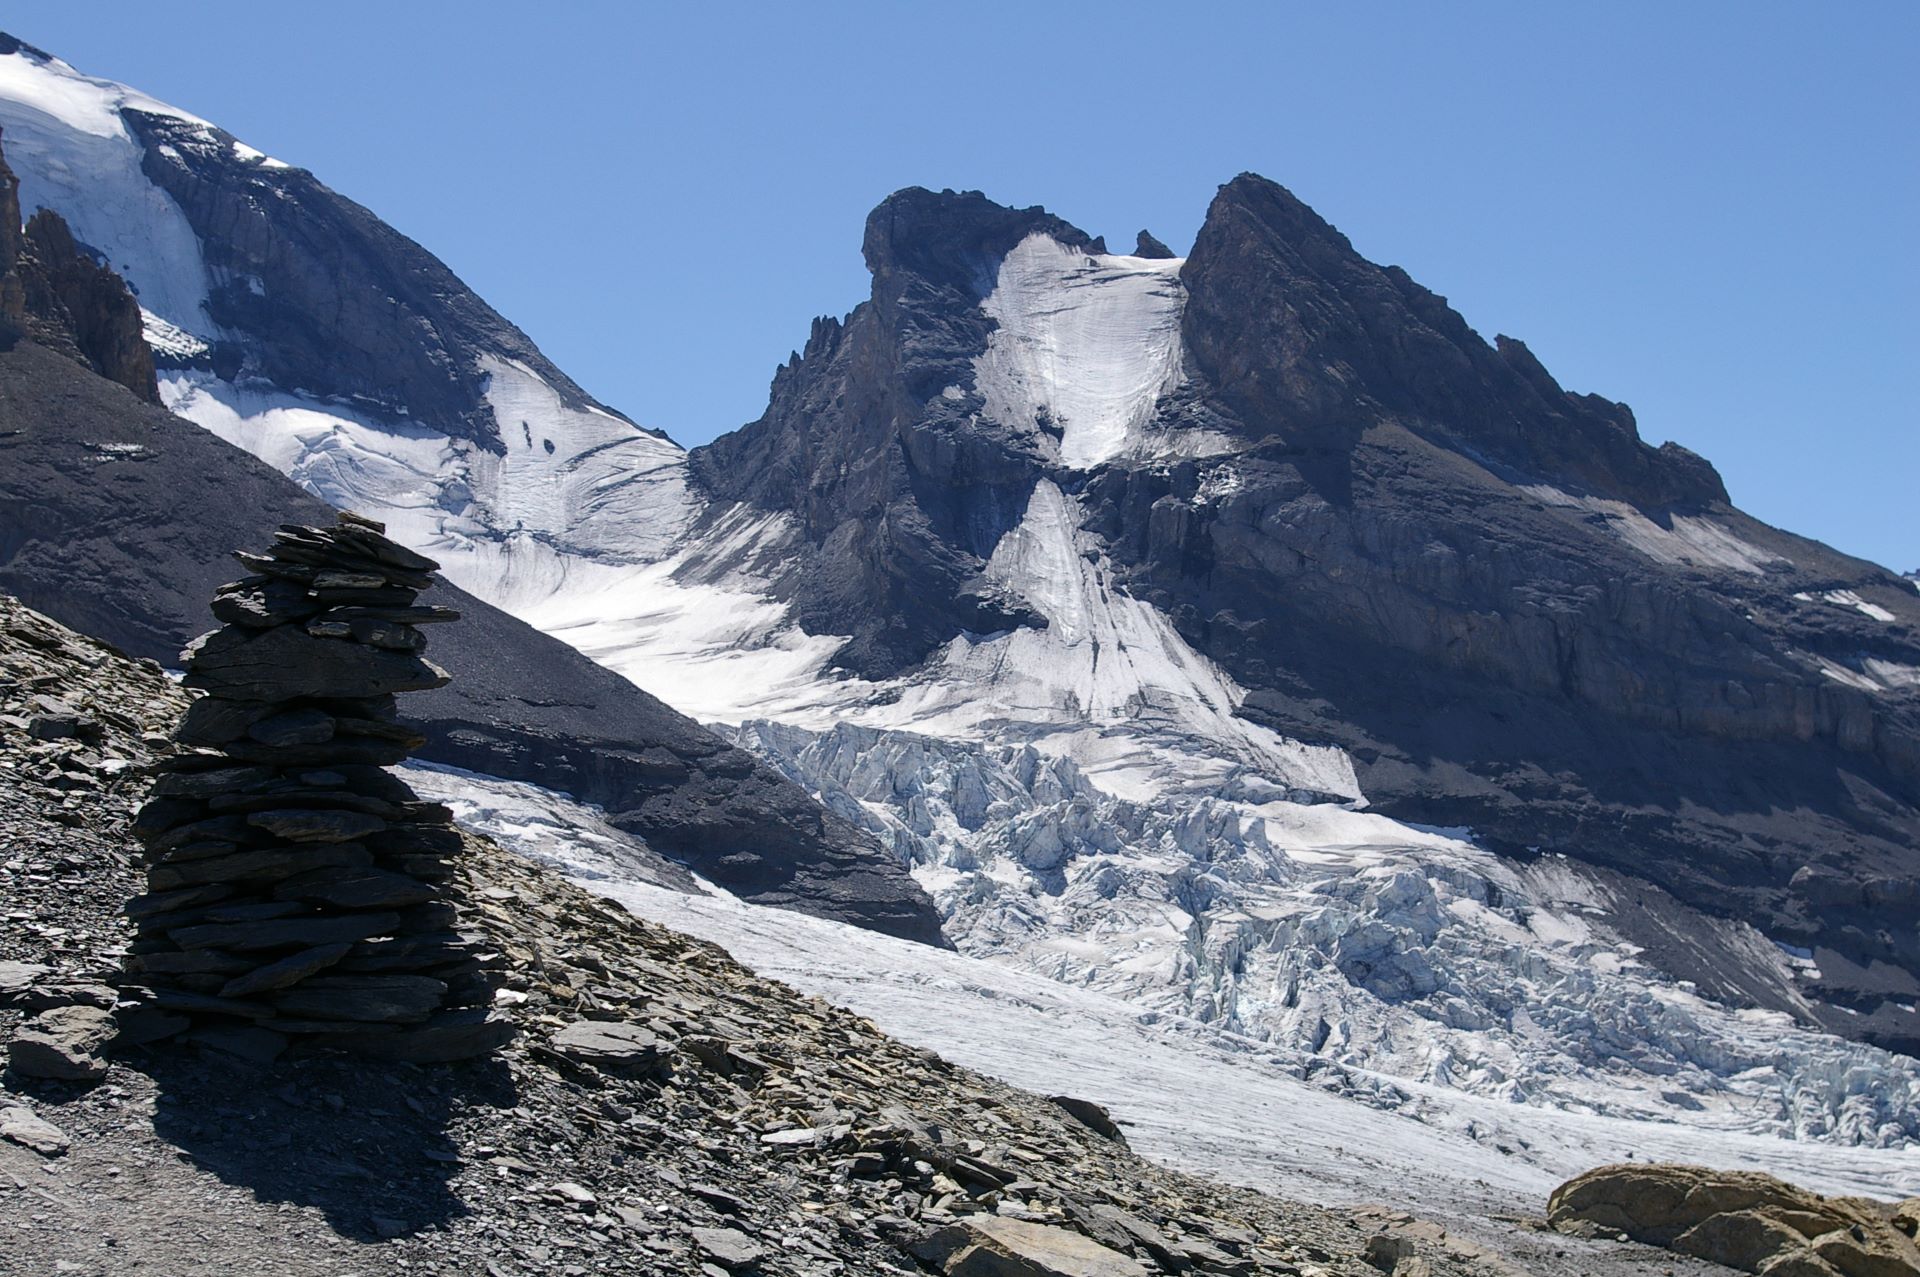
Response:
[[11, 2, 1916, 570]]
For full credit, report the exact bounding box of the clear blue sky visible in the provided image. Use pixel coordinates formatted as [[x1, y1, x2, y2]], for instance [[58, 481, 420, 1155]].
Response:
[[11, 2, 1916, 570]]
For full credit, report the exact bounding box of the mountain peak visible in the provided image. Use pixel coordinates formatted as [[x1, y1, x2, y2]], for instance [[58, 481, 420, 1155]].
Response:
[[1184, 170, 1726, 508], [1133, 229, 1175, 259], [862, 186, 1100, 302]]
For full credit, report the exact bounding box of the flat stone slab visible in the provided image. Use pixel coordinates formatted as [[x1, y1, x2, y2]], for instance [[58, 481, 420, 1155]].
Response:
[[913, 1215, 1151, 1277], [549, 1020, 666, 1074], [183, 623, 447, 701], [148, 844, 374, 891], [271, 973, 446, 1023], [169, 910, 400, 952], [7, 1004, 115, 1081], [0, 960, 52, 1007], [693, 1226, 767, 1269], [272, 866, 437, 909], [0, 1106, 69, 1155], [219, 942, 354, 998], [247, 808, 388, 844]]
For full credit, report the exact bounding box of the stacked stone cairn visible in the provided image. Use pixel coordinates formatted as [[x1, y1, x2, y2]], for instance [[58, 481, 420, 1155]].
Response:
[[119, 512, 511, 1062]]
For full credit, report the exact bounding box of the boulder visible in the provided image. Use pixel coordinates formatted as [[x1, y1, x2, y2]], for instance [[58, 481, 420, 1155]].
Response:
[[0, 1105, 69, 1155], [7, 1003, 115, 1081], [1048, 1094, 1127, 1147], [1548, 1163, 1920, 1277]]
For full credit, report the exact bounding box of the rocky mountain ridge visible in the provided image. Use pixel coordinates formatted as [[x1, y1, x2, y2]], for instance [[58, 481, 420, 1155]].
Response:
[[672, 177, 1920, 1055]]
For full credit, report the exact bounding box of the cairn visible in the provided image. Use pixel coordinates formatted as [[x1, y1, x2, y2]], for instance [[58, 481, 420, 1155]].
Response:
[[120, 512, 510, 1061]]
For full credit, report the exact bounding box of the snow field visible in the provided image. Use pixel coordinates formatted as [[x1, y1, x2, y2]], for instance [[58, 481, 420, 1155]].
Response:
[[974, 234, 1188, 468]]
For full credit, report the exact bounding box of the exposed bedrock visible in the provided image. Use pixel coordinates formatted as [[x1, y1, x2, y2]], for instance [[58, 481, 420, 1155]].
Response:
[[0, 126, 156, 401]]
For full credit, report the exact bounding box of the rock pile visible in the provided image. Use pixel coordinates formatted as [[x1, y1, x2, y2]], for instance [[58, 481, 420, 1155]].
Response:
[[119, 512, 510, 1062]]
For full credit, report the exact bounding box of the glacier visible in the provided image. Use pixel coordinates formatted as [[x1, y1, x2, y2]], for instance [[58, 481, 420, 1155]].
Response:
[[404, 760, 1920, 1228]]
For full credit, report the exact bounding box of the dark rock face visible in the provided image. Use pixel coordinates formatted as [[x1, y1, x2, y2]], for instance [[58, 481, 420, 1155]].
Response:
[[690, 189, 1086, 676], [0, 128, 157, 402], [1178, 175, 1725, 509], [0, 340, 945, 947], [684, 181, 1920, 1053], [116, 109, 633, 450], [1133, 229, 1175, 260]]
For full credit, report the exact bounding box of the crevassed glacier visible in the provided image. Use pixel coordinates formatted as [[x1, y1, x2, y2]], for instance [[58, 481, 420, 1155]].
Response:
[[726, 717, 1920, 1151]]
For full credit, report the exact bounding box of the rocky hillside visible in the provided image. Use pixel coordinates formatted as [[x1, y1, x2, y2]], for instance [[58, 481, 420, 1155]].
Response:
[[0, 111, 938, 946], [0, 589, 1715, 1277]]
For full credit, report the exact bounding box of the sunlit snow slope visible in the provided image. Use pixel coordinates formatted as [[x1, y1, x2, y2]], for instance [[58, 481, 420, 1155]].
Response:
[[0, 39, 699, 616]]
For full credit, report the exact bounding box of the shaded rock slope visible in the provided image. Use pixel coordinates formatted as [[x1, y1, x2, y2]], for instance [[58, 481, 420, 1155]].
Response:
[[0, 280, 938, 946], [0, 589, 1692, 1277], [688, 179, 1920, 1054]]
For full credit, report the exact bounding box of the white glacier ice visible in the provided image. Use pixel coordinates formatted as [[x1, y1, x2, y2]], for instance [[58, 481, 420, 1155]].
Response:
[[159, 363, 698, 614], [1520, 485, 1789, 574], [723, 718, 1920, 1151]]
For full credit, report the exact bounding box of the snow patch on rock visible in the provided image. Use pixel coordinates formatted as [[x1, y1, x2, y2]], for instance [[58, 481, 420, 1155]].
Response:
[[1522, 485, 1788, 574], [975, 234, 1194, 468]]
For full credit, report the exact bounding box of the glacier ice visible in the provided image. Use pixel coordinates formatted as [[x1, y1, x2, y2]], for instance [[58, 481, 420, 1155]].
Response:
[[404, 760, 1920, 1221], [726, 717, 1920, 1152], [0, 42, 221, 336], [975, 234, 1190, 468]]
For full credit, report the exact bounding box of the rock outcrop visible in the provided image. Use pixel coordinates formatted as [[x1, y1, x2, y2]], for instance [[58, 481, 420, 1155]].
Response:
[[0, 125, 157, 401], [121, 513, 511, 1061], [1549, 1163, 1920, 1276], [1134, 229, 1176, 260]]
